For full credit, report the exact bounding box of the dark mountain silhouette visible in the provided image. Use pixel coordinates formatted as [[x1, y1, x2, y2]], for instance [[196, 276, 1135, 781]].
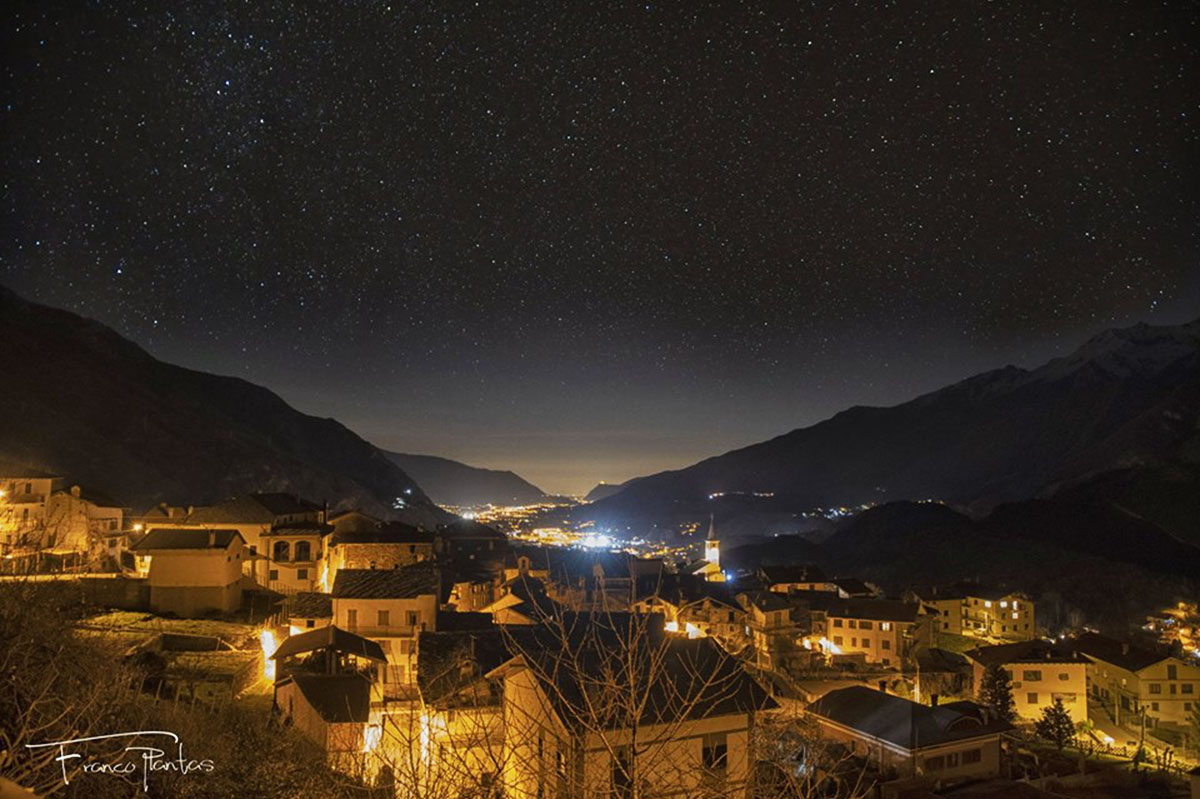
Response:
[[0, 285, 449, 524], [384, 451, 547, 507], [584, 482, 628, 502], [581, 318, 1200, 526]]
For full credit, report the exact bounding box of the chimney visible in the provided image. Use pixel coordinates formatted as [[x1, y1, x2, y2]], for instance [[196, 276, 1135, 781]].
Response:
[[70, 485, 81, 498], [931, 693, 939, 707], [878, 680, 888, 693]]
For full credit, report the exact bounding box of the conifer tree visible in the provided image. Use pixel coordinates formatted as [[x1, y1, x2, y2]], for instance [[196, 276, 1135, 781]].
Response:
[[1034, 697, 1075, 750], [977, 664, 1017, 723]]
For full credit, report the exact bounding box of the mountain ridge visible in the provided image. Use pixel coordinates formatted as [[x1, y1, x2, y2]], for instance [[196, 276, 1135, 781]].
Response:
[[0, 285, 450, 525], [383, 451, 547, 507], [580, 316, 1200, 525]]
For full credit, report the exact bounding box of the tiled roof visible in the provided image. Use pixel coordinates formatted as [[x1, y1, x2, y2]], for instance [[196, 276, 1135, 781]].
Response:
[[505, 624, 777, 730], [964, 639, 1090, 668], [1072, 632, 1166, 672], [809, 686, 1012, 749], [285, 673, 371, 723], [271, 624, 386, 662], [287, 592, 333, 619], [826, 598, 920, 623], [331, 564, 440, 599], [760, 564, 829, 584], [131, 528, 242, 551]]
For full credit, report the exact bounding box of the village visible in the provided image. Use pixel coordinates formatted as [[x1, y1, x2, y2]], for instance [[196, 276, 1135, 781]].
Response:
[[3, 472, 1200, 799]]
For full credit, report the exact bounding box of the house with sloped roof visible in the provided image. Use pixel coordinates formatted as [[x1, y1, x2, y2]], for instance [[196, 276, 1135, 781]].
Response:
[[964, 639, 1091, 724], [331, 564, 442, 696], [759, 564, 836, 594], [1072, 632, 1200, 732], [145, 492, 328, 595], [820, 598, 926, 668], [130, 528, 246, 616], [807, 686, 1012, 782], [326, 521, 435, 575], [274, 672, 380, 776], [489, 616, 776, 799], [413, 625, 522, 795]]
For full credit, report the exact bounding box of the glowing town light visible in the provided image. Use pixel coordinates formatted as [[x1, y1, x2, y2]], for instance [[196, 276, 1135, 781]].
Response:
[[685, 622, 702, 639], [664, 620, 680, 633], [319, 563, 330, 593], [580, 533, 613, 549], [818, 637, 842, 655], [289, 625, 303, 636], [260, 629, 277, 680], [419, 712, 432, 762], [363, 723, 382, 752], [132, 523, 143, 531]]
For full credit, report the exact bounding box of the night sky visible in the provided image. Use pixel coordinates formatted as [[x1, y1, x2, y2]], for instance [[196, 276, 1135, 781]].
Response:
[[3, 2, 1198, 494]]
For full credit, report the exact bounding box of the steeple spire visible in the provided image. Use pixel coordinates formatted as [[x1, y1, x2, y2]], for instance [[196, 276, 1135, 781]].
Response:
[[706, 512, 717, 542]]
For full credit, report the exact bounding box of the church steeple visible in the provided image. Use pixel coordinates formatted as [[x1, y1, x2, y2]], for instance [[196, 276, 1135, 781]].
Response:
[[703, 513, 720, 571]]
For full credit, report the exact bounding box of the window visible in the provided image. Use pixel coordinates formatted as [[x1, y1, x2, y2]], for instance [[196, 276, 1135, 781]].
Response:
[[943, 622, 950, 630], [295, 541, 311, 561], [882, 639, 891, 650], [306, 619, 315, 628], [1023, 670, 1042, 681], [273, 540, 290, 563], [1059, 673, 1070, 681], [1183, 684, 1194, 694], [399, 639, 412, 654], [861, 639, 870, 648], [1151, 702, 1159, 711], [1167, 664, 1177, 680], [833, 636, 843, 646], [1027, 693, 1038, 705], [268, 569, 279, 580], [249, 545, 257, 556], [833, 619, 843, 628], [882, 658, 890, 666], [963, 749, 982, 764], [406, 610, 418, 627], [924, 755, 945, 772], [848, 620, 857, 629], [297, 568, 308, 580], [1149, 683, 1162, 694], [346, 609, 358, 629], [880, 622, 892, 631], [851, 637, 857, 647], [945, 752, 959, 768], [1169, 684, 1177, 695], [702, 733, 728, 771], [860, 621, 873, 630], [378, 610, 390, 627]]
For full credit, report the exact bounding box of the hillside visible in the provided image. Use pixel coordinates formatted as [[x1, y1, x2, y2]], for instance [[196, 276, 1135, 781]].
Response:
[[0, 286, 448, 523], [384, 451, 547, 507], [579, 318, 1200, 527]]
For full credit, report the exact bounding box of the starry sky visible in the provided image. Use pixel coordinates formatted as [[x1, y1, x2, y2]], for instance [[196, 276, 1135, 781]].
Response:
[[3, 1, 1198, 495]]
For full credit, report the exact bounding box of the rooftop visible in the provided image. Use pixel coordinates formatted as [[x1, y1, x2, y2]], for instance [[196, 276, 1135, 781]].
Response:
[[131, 528, 243, 551], [760, 564, 829, 585], [826, 598, 921, 623], [1071, 632, 1167, 672], [287, 592, 333, 619], [270, 624, 386, 662], [809, 686, 1012, 750], [964, 639, 1090, 668], [331, 564, 440, 599]]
